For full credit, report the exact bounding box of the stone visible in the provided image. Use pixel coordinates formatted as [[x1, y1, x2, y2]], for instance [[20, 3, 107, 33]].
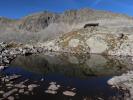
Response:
[[68, 39, 80, 48], [0, 91, 4, 94], [86, 36, 108, 53], [28, 84, 38, 91], [7, 96, 14, 100], [0, 66, 5, 71], [3, 89, 18, 98], [15, 84, 26, 89], [48, 84, 59, 91], [63, 91, 76, 96], [19, 89, 24, 94], [49, 82, 56, 85], [45, 90, 57, 94], [24, 91, 29, 95]]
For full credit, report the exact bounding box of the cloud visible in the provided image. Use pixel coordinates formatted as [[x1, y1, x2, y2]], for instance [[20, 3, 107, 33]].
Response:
[[91, 0, 102, 7]]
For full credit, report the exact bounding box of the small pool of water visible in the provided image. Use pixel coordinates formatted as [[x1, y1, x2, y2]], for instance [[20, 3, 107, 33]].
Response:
[[1, 53, 133, 100]]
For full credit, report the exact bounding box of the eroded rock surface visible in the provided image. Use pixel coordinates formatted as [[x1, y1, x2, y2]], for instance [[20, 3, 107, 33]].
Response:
[[108, 71, 133, 99], [38, 27, 133, 56]]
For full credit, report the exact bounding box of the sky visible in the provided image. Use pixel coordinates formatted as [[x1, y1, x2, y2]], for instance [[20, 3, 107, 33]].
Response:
[[0, 0, 133, 19]]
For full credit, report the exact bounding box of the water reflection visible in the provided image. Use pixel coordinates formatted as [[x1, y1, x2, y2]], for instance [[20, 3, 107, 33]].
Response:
[[10, 53, 133, 77], [2, 53, 132, 99]]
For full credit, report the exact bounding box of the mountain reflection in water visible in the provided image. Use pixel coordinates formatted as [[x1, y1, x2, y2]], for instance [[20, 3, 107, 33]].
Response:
[[11, 53, 133, 77], [3, 53, 133, 99]]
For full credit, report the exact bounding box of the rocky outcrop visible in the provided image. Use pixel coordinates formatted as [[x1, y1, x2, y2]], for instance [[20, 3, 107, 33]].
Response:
[[0, 42, 47, 68], [40, 26, 133, 56], [108, 71, 133, 99], [18, 11, 58, 32]]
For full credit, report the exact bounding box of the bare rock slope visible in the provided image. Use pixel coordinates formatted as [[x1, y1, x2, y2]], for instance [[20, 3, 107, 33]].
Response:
[[41, 26, 133, 56], [0, 8, 133, 42]]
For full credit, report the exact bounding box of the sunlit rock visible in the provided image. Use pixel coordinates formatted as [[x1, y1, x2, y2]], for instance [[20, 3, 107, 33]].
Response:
[[86, 35, 108, 53], [108, 71, 133, 99], [68, 39, 80, 48], [63, 91, 76, 96]]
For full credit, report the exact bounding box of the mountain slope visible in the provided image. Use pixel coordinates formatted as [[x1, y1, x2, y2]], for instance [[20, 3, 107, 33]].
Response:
[[41, 26, 133, 56], [0, 8, 133, 43]]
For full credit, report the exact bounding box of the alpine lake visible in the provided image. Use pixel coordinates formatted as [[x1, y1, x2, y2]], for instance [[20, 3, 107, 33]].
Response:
[[1, 52, 132, 100]]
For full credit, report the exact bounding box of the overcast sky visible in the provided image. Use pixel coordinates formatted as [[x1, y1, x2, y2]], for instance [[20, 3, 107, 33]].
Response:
[[0, 0, 133, 19]]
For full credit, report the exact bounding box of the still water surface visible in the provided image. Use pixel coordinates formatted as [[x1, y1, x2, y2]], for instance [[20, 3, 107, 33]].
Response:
[[2, 53, 133, 100]]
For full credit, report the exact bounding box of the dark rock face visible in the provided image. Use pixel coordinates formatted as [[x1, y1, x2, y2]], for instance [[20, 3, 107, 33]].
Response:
[[83, 23, 99, 28], [18, 12, 59, 32]]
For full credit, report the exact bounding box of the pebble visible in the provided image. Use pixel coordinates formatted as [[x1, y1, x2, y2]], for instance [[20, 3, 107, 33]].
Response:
[[7, 96, 14, 100], [48, 84, 59, 91], [0, 66, 5, 71], [45, 90, 57, 94], [3, 89, 18, 98], [63, 91, 76, 96], [19, 89, 24, 94], [0, 91, 4, 94], [28, 84, 38, 91]]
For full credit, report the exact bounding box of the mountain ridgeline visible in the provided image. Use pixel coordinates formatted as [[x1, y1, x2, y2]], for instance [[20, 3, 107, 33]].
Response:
[[0, 8, 133, 43]]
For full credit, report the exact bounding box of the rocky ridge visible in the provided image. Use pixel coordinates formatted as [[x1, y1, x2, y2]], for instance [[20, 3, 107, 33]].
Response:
[[1, 8, 133, 42]]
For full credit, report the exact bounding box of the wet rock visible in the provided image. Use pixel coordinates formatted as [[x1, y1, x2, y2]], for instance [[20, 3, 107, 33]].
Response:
[[28, 84, 39, 91], [3, 89, 18, 98], [48, 84, 59, 91], [41, 78, 44, 82], [0, 66, 6, 71], [7, 96, 14, 100], [19, 89, 24, 94], [45, 90, 57, 94], [2, 57, 10, 64], [45, 82, 60, 94], [48, 83, 60, 91], [24, 91, 29, 95], [0, 91, 5, 94], [49, 82, 56, 85], [0, 73, 42, 100], [15, 79, 28, 89], [15, 84, 26, 89], [6, 83, 13, 87], [63, 91, 76, 96], [8, 75, 21, 82]]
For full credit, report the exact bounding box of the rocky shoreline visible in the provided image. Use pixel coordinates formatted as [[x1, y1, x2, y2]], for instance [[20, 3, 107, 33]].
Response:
[[0, 42, 46, 70], [0, 74, 39, 100], [1, 41, 133, 99], [108, 71, 133, 99]]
